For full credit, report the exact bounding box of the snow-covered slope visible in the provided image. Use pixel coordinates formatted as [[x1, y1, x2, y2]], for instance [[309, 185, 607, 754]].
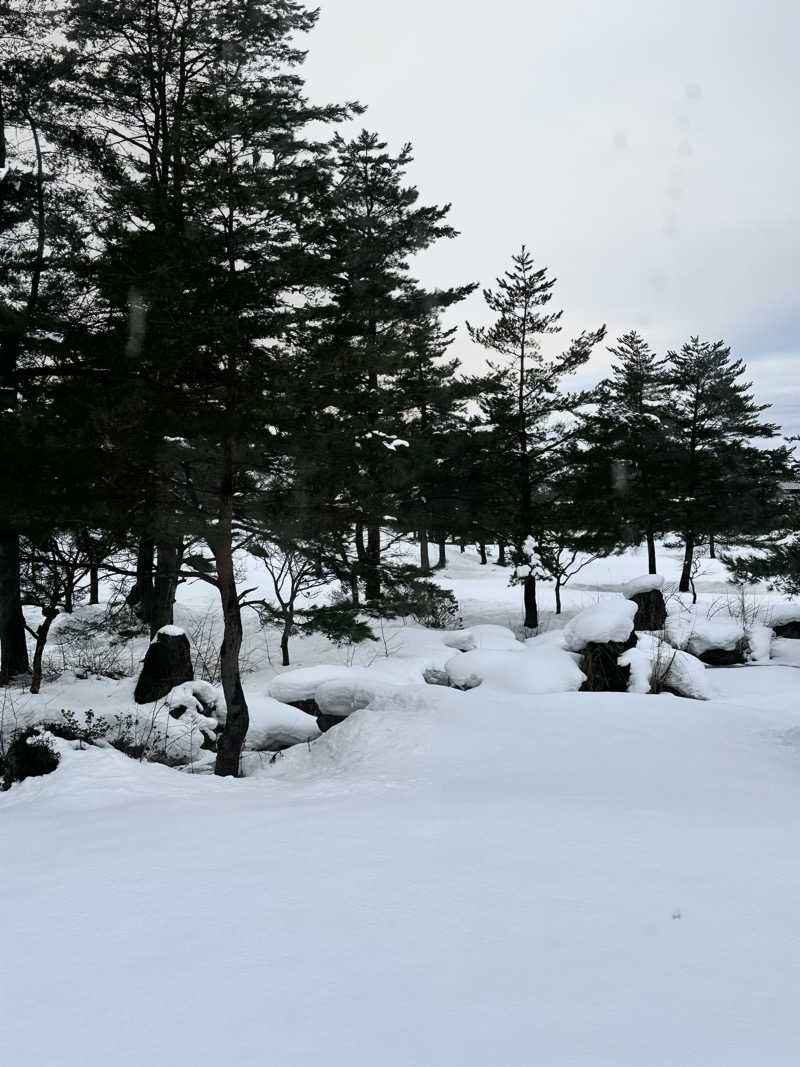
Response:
[[5, 676, 800, 1066]]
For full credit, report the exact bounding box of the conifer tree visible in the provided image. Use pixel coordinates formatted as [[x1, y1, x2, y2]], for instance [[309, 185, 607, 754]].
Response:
[[468, 246, 604, 628], [61, 0, 357, 774], [663, 337, 786, 592], [290, 130, 475, 600], [589, 331, 671, 572]]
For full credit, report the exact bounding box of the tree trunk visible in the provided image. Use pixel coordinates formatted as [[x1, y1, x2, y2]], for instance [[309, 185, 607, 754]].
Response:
[[497, 541, 507, 566], [419, 530, 430, 571], [646, 526, 657, 574], [63, 577, 74, 615], [555, 579, 562, 615], [129, 539, 155, 623], [29, 613, 55, 695], [524, 574, 539, 629], [459, 541, 465, 553], [365, 523, 380, 600], [150, 539, 181, 638], [679, 531, 695, 594], [709, 532, 716, 560], [478, 541, 487, 565], [437, 536, 446, 570], [0, 529, 30, 680], [89, 563, 100, 605], [280, 621, 291, 667], [214, 455, 248, 778]]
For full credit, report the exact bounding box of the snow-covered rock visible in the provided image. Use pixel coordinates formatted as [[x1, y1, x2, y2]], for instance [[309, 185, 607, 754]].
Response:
[[163, 680, 220, 716], [445, 647, 584, 694], [685, 618, 745, 657], [768, 602, 800, 626], [442, 624, 521, 653], [630, 634, 710, 700], [562, 600, 637, 653], [621, 573, 665, 598], [245, 697, 320, 751], [315, 676, 407, 718], [268, 664, 361, 706]]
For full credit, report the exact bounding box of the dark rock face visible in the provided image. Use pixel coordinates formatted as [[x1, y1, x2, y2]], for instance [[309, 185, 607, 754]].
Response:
[[774, 621, 800, 639], [2, 730, 60, 789], [698, 647, 744, 667], [134, 629, 193, 704], [629, 590, 667, 631], [579, 634, 636, 693], [316, 713, 347, 733]]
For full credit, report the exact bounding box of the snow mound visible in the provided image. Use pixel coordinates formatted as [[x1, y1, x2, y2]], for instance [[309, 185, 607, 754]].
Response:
[[443, 624, 520, 652], [268, 664, 362, 705], [769, 602, 800, 626], [563, 599, 636, 652], [245, 697, 320, 750], [746, 624, 774, 664], [315, 676, 407, 718], [153, 624, 186, 639], [621, 573, 666, 597], [629, 634, 710, 699], [445, 647, 584, 694], [686, 618, 745, 656]]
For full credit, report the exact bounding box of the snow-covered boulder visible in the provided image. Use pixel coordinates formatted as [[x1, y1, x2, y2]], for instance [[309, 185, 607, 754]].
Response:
[[563, 600, 637, 653], [622, 574, 668, 631], [769, 603, 800, 639], [163, 680, 220, 717], [245, 697, 320, 751], [624, 634, 710, 700], [442, 624, 521, 653], [621, 574, 666, 598], [315, 677, 406, 719], [268, 665, 360, 709], [685, 619, 745, 666], [444, 647, 584, 695]]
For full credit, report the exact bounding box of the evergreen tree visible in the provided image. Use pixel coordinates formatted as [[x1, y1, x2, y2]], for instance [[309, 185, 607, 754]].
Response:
[[663, 337, 786, 592], [468, 245, 604, 627], [590, 331, 671, 572], [61, 0, 356, 774], [287, 130, 475, 600]]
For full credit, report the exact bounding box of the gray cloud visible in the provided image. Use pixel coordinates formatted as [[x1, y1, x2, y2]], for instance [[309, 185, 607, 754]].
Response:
[[304, 0, 800, 434]]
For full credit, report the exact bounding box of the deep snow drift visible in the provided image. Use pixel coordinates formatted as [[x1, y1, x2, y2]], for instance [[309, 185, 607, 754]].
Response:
[[4, 541, 800, 1066]]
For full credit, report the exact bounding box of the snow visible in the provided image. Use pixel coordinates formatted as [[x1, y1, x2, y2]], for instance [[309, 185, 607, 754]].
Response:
[[163, 679, 220, 715], [6, 683, 800, 1065], [562, 598, 637, 651], [154, 623, 186, 639], [621, 572, 666, 597], [442, 623, 520, 652], [685, 617, 745, 656], [7, 539, 800, 1065], [768, 601, 800, 626], [444, 646, 584, 693], [746, 623, 774, 663], [632, 634, 711, 700], [244, 696, 320, 750]]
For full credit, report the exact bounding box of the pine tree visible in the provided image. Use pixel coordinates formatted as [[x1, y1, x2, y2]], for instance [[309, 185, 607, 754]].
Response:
[[589, 331, 671, 572], [287, 130, 475, 601], [61, 0, 357, 774], [664, 337, 786, 592], [468, 246, 604, 627]]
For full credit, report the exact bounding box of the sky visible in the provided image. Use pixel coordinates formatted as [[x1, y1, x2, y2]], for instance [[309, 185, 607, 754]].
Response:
[[302, 0, 800, 436]]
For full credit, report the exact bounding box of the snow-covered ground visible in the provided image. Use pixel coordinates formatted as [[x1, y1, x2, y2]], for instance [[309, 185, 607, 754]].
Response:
[[4, 541, 800, 1065]]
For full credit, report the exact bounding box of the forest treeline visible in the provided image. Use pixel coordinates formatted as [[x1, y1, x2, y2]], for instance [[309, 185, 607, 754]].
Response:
[[1, 0, 797, 774]]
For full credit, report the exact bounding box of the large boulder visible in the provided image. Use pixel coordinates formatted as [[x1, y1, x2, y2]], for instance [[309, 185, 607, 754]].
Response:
[[622, 574, 668, 631], [134, 625, 193, 704]]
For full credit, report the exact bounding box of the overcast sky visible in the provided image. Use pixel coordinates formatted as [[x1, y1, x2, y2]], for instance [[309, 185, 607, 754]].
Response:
[[303, 0, 800, 435]]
